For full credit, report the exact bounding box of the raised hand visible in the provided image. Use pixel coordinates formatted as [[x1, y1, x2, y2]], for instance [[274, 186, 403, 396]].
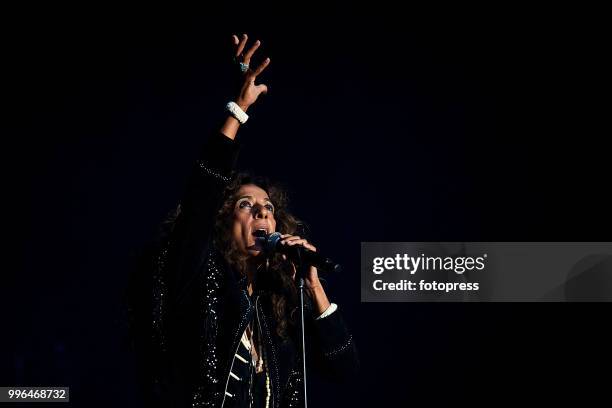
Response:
[[231, 33, 271, 111]]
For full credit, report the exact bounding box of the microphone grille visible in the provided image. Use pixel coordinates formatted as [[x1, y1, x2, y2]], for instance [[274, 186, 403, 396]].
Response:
[[266, 232, 283, 253]]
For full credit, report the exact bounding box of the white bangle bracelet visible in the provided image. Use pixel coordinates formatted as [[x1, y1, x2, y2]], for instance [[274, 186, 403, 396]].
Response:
[[315, 303, 338, 320], [225, 101, 249, 124]]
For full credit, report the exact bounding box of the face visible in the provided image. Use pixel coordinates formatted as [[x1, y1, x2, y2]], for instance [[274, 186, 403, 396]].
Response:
[[231, 184, 277, 257]]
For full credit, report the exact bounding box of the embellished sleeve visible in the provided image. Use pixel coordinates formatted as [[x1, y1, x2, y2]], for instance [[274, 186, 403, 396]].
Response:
[[309, 308, 359, 381], [128, 130, 241, 404], [302, 280, 359, 382], [167, 132, 240, 308]]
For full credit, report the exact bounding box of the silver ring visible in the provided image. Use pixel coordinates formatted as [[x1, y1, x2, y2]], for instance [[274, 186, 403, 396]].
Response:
[[239, 62, 249, 73]]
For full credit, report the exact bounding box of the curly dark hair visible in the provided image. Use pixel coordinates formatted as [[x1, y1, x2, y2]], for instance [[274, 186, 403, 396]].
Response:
[[157, 172, 304, 339], [213, 173, 303, 339]]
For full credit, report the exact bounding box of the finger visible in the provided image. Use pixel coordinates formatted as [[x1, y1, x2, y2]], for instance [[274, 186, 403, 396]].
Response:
[[255, 84, 268, 95], [236, 33, 248, 57], [305, 244, 317, 252], [232, 34, 239, 46], [295, 242, 317, 252], [285, 239, 308, 246], [280, 236, 301, 244], [242, 39, 261, 64], [286, 239, 316, 252], [252, 57, 270, 77]]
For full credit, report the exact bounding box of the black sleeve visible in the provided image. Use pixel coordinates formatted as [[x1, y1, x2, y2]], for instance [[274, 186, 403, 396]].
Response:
[[126, 131, 241, 404], [166, 132, 240, 310], [301, 279, 359, 382], [307, 306, 360, 382]]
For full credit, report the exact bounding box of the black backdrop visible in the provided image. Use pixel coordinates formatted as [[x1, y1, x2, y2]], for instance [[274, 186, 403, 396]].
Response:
[[3, 5, 611, 407]]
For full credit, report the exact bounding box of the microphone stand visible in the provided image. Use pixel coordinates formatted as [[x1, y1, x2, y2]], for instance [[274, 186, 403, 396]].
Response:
[[258, 230, 337, 408], [294, 246, 309, 408]]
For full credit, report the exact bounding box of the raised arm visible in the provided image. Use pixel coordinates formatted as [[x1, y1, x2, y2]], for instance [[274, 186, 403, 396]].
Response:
[[168, 33, 271, 307]]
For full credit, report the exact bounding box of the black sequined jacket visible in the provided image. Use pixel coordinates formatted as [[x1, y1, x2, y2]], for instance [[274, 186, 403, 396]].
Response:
[[128, 132, 359, 408]]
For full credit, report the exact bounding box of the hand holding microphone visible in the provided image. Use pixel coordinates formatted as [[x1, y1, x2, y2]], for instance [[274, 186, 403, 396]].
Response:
[[254, 231, 342, 274]]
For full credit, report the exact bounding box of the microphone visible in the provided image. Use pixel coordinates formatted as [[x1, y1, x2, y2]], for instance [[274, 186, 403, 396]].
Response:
[[254, 231, 342, 273]]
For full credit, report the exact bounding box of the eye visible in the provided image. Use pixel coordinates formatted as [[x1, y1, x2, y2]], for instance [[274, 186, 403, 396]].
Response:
[[237, 198, 253, 210], [265, 203, 275, 213]]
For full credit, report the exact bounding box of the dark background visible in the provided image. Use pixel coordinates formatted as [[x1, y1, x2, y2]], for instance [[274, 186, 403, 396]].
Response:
[[3, 5, 611, 407]]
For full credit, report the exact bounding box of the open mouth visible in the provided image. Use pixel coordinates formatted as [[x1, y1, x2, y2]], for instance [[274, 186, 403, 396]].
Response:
[[252, 228, 268, 237]]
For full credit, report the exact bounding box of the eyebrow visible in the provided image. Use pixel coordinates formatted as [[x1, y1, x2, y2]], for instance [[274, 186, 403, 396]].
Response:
[[236, 195, 273, 203]]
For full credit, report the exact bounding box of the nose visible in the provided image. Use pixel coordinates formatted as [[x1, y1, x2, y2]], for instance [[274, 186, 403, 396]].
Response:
[[253, 204, 270, 219]]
